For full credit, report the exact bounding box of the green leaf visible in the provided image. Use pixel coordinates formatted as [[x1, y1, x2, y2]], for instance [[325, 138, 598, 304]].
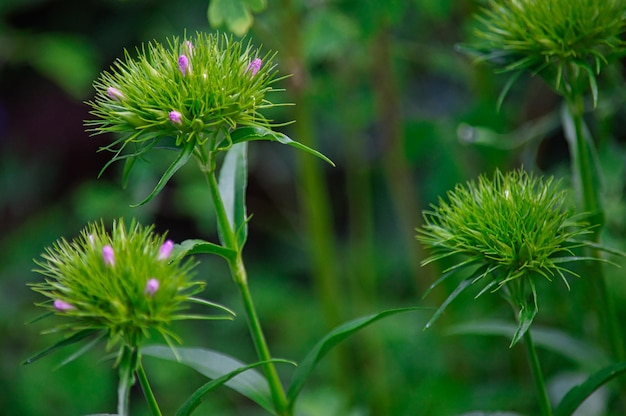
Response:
[[554, 361, 626, 416], [171, 239, 236, 262], [245, 0, 267, 13], [142, 345, 277, 414], [208, 0, 253, 37], [218, 142, 248, 249], [176, 358, 292, 416], [286, 307, 422, 409], [510, 303, 537, 347], [423, 278, 473, 330], [130, 140, 195, 207], [231, 126, 335, 166], [21, 329, 100, 365], [446, 320, 609, 371]]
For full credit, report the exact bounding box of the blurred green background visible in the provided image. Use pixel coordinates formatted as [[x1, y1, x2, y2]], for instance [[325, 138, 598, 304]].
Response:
[[2, 0, 625, 415]]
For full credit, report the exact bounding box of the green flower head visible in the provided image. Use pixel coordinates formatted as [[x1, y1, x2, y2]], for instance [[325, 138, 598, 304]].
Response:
[[417, 169, 597, 344], [86, 32, 284, 151], [29, 219, 231, 352], [465, 0, 626, 103]]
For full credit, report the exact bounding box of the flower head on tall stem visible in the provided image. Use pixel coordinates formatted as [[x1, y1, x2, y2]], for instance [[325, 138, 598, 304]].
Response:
[[417, 169, 599, 345]]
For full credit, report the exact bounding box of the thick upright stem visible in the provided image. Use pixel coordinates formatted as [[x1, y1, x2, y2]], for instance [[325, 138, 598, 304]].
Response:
[[564, 93, 624, 361], [203, 164, 289, 415], [523, 330, 552, 416]]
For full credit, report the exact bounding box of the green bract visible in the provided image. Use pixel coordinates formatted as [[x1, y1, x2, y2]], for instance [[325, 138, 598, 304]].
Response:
[[87, 32, 282, 150], [29, 219, 232, 353], [465, 0, 626, 104], [417, 169, 597, 345]]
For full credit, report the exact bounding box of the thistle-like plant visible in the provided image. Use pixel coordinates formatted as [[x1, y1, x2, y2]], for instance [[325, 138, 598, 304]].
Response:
[[417, 169, 598, 345], [465, 0, 626, 105], [25, 219, 234, 415]]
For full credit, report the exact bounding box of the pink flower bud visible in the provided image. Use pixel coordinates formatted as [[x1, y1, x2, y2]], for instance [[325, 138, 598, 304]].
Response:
[[247, 58, 262, 76], [145, 278, 159, 296], [54, 299, 75, 311], [102, 245, 115, 266], [107, 87, 124, 101], [158, 239, 174, 260], [178, 54, 190, 76], [184, 40, 194, 56], [169, 111, 182, 125]]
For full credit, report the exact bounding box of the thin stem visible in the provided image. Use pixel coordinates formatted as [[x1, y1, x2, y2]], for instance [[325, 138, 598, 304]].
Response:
[[136, 360, 163, 416], [117, 345, 136, 416], [523, 330, 552, 416], [202, 159, 289, 415]]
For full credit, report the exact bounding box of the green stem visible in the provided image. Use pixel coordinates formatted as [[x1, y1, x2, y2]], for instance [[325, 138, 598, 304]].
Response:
[[117, 345, 137, 416], [564, 92, 624, 361], [202, 158, 289, 415], [136, 360, 162, 416], [523, 330, 552, 416]]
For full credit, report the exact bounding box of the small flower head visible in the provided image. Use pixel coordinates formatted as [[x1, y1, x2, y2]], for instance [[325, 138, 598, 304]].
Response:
[[86, 32, 282, 151], [169, 110, 183, 125], [247, 58, 262, 76], [417, 169, 597, 344], [464, 0, 626, 102], [158, 239, 174, 260], [29, 219, 230, 351]]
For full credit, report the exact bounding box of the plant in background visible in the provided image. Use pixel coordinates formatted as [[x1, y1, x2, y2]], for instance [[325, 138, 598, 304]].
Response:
[[417, 168, 625, 416], [25, 219, 234, 416]]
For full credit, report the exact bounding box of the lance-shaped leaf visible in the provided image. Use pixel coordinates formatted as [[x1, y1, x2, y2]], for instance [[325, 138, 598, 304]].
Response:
[[218, 142, 249, 249], [286, 307, 422, 410], [170, 239, 237, 262], [230, 126, 335, 166], [130, 140, 195, 207], [22, 329, 101, 365]]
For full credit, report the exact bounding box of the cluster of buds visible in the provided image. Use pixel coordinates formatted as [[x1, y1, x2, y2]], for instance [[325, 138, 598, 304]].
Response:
[[86, 32, 281, 151], [30, 219, 210, 349]]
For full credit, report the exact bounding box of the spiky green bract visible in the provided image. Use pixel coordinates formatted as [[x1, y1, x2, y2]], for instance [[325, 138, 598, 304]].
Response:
[[30, 219, 221, 351], [465, 0, 626, 104], [86, 32, 284, 154], [417, 169, 596, 344]]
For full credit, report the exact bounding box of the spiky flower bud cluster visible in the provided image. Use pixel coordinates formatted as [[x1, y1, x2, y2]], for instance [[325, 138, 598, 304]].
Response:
[[30, 219, 209, 349], [466, 0, 626, 101], [417, 169, 598, 344], [86, 32, 281, 151]]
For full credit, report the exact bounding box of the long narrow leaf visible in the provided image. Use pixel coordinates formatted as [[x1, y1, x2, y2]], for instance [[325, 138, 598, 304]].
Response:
[[142, 345, 276, 414], [130, 140, 195, 207], [170, 239, 236, 262], [286, 307, 422, 408], [424, 278, 473, 330], [554, 362, 626, 416], [176, 359, 294, 416], [21, 329, 99, 365], [218, 142, 248, 249], [230, 126, 335, 166]]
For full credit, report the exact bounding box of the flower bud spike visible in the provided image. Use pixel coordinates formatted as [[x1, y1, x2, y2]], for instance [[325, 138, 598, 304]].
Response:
[[158, 239, 174, 260], [107, 87, 124, 101], [102, 245, 115, 266], [144, 278, 159, 296], [169, 111, 182, 125], [247, 58, 262, 76], [178, 54, 190, 76], [54, 299, 75, 311]]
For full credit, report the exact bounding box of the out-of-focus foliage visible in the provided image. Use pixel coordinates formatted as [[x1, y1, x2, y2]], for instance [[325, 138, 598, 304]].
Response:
[[2, 0, 625, 415]]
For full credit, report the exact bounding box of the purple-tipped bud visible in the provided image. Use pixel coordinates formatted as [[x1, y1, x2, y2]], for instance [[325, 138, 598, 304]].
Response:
[[178, 54, 190, 76], [158, 239, 174, 260], [107, 87, 125, 101], [184, 41, 194, 56], [54, 299, 75, 311], [88, 234, 95, 246], [247, 58, 262, 76], [102, 245, 115, 266], [145, 278, 160, 296], [169, 111, 182, 125]]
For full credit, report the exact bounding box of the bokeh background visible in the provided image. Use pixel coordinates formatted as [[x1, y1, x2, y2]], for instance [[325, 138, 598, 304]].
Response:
[[2, 0, 625, 415]]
